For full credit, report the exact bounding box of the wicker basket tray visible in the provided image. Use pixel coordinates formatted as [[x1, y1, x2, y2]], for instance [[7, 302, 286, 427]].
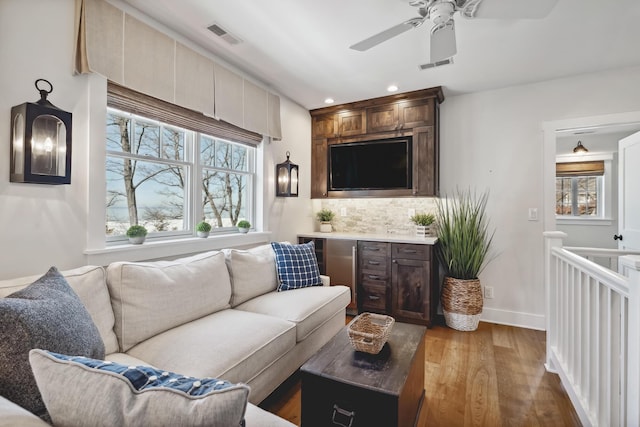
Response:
[[347, 313, 395, 354]]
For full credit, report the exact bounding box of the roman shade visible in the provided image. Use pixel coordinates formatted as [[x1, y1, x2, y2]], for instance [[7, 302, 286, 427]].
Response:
[[108, 82, 262, 146], [556, 161, 605, 177], [74, 0, 282, 140]]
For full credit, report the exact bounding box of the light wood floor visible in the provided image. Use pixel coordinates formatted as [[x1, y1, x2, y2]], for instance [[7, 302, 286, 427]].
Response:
[[260, 321, 581, 427]]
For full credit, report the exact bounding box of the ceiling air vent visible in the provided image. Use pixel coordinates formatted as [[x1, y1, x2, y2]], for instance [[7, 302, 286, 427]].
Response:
[[207, 23, 243, 46], [418, 58, 453, 70]]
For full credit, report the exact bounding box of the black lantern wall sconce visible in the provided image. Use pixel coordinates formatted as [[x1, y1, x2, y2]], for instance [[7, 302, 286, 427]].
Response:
[[10, 79, 72, 184], [276, 151, 298, 197]]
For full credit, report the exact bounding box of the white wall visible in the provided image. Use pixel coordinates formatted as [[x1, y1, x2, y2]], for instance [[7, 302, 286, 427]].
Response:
[[441, 65, 640, 328], [264, 97, 315, 244], [0, 0, 92, 278], [0, 0, 312, 278]]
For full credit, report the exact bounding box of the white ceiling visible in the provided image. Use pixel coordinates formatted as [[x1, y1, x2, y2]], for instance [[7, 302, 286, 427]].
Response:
[[120, 0, 640, 110]]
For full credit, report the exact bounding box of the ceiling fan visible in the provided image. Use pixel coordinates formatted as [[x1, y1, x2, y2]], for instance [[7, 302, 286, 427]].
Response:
[[350, 0, 559, 64]]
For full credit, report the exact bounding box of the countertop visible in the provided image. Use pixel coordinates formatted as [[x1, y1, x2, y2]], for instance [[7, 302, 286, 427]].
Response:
[[297, 231, 437, 245]]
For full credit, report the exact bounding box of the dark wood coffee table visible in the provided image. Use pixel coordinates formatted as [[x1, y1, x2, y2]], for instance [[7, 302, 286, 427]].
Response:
[[300, 321, 426, 427]]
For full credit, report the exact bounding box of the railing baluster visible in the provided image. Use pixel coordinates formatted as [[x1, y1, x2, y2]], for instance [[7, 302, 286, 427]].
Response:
[[544, 233, 639, 427]]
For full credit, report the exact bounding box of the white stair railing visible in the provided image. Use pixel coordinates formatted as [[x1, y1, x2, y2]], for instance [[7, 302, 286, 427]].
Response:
[[544, 231, 640, 427]]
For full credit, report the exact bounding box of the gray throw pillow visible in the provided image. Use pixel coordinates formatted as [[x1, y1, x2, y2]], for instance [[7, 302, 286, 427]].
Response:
[[0, 267, 105, 419], [29, 349, 250, 427]]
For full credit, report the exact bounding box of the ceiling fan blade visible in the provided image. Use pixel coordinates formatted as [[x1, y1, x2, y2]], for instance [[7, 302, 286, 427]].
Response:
[[350, 20, 418, 51], [464, 0, 558, 19], [430, 20, 456, 63]]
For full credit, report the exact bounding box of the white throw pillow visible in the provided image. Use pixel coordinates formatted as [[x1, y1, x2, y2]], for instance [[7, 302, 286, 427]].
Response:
[[29, 349, 249, 427], [225, 244, 278, 306], [106, 251, 232, 352]]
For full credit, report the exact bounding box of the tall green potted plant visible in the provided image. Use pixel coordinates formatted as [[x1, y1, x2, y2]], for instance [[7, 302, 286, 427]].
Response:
[[435, 188, 494, 331]]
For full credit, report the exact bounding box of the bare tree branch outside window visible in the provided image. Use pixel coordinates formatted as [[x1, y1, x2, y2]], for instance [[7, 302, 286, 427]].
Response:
[[106, 109, 252, 238]]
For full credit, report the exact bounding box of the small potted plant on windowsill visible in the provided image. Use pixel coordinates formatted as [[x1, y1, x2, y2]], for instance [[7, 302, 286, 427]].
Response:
[[316, 208, 335, 233], [196, 220, 212, 238], [237, 220, 251, 234], [126, 225, 148, 245], [410, 213, 436, 237]]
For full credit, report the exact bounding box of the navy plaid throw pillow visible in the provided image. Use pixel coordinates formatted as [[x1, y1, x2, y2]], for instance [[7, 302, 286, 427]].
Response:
[[271, 242, 322, 291]]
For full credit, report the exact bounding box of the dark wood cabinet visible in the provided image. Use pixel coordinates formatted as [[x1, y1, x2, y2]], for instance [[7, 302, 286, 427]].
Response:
[[391, 244, 437, 325], [367, 103, 399, 133], [358, 241, 392, 314], [357, 241, 437, 326], [337, 109, 365, 136], [412, 126, 438, 196], [311, 138, 328, 198], [398, 98, 434, 128], [311, 113, 337, 139], [310, 87, 444, 199]]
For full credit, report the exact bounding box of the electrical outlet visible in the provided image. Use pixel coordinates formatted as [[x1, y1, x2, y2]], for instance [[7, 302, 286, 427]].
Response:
[[340, 207, 347, 217], [408, 208, 416, 218], [484, 286, 494, 299]]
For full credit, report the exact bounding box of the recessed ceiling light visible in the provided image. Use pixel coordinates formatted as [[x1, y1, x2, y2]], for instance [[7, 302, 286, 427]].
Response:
[[387, 85, 398, 92], [324, 98, 334, 104]]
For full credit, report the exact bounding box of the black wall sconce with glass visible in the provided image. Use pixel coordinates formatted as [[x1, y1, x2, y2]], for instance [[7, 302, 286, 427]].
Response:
[[10, 79, 72, 184], [276, 151, 298, 197]]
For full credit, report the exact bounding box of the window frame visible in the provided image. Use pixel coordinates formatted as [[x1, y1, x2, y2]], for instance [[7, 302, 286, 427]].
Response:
[[105, 83, 261, 245], [555, 152, 614, 224]]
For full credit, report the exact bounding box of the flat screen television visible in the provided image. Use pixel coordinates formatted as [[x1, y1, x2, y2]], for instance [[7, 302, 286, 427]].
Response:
[[329, 137, 412, 191]]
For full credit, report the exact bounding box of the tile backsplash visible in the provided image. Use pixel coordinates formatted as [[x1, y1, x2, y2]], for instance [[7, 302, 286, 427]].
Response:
[[319, 198, 437, 234]]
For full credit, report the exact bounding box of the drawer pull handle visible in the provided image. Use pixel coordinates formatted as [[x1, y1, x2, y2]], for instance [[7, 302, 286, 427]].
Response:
[[368, 260, 380, 265], [364, 247, 380, 251], [368, 275, 380, 280], [368, 295, 380, 300], [403, 249, 417, 253], [332, 404, 355, 427]]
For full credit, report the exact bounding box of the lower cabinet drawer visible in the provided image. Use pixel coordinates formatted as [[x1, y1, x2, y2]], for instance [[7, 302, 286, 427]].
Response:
[[360, 282, 387, 312], [301, 374, 400, 427], [391, 243, 430, 260]]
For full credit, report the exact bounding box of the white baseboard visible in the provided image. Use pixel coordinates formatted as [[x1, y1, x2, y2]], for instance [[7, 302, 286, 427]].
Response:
[[480, 307, 546, 331]]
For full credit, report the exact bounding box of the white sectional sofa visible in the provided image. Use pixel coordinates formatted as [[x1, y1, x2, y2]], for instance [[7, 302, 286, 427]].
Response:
[[0, 243, 351, 426]]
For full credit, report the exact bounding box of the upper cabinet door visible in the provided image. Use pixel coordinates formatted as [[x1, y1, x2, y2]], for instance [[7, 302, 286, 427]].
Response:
[[337, 109, 366, 137], [367, 103, 400, 133], [312, 113, 337, 139], [399, 98, 434, 129]]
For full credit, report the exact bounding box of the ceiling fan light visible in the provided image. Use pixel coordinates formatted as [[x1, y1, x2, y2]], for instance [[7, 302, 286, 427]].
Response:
[[430, 20, 457, 63]]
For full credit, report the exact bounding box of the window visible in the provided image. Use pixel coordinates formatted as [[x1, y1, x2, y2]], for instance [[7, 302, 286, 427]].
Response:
[[105, 83, 261, 243], [556, 175, 601, 216], [555, 156, 611, 221]]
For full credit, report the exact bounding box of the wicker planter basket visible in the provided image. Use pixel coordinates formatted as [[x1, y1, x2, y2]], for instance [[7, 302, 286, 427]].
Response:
[[441, 277, 483, 331], [347, 313, 395, 354]]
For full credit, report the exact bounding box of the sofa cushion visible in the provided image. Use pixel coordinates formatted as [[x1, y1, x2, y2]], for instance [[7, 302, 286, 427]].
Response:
[[224, 244, 278, 306], [29, 349, 249, 427], [235, 285, 351, 341], [126, 309, 296, 386], [0, 396, 50, 427], [271, 241, 322, 291], [0, 267, 105, 419], [107, 250, 232, 352], [0, 265, 118, 355]]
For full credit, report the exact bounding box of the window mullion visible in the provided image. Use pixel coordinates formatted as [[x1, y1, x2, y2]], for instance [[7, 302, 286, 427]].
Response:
[[571, 178, 578, 216]]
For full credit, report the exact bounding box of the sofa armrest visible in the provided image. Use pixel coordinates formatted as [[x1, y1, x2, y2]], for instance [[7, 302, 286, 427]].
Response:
[[320, 275, 330, 286], [0, 396, 49, 427]]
